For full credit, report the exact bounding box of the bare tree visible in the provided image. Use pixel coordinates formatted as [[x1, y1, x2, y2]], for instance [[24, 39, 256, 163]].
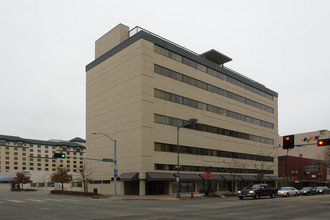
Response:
[[77, 163, 93, 192], [253, 151, 276, 182], [51, 167, 72, 191], [223, 158, 248, 193], [13, 172, 32, 190]]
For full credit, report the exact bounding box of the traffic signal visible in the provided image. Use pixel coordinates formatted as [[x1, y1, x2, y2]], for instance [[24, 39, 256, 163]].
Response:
[[283, 135, 294, 149], [53, 153, 66, 158], [317, 138, 330, 146]]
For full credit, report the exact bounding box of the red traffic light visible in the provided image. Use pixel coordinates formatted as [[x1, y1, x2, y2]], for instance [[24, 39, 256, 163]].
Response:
[[317, 139, 330, 146], [283, 135, 294, 149]]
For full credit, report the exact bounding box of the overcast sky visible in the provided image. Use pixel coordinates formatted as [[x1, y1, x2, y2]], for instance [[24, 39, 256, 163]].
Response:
[[1, 0, 329, 141]]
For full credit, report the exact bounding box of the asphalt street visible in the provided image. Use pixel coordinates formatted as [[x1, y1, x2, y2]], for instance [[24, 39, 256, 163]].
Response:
[[0, 190, 329, 220]]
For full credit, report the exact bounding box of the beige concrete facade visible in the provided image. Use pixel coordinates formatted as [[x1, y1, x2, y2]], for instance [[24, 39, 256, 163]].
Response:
[[86, 24, 279, 195]]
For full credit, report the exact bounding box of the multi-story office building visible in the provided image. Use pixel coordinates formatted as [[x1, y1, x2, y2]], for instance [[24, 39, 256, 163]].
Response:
[[86, 24, 279, 195], [0, 134, 86, 173]]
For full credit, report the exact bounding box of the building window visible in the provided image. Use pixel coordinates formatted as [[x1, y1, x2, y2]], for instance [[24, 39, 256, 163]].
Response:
[[172, 181, 195, 193]]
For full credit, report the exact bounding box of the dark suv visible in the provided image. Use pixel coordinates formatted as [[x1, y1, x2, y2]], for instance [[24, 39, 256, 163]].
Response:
[[238, 184, 277, 200]]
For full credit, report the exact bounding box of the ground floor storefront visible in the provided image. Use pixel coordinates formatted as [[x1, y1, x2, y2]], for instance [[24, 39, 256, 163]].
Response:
[[107, 172, 280, 196]]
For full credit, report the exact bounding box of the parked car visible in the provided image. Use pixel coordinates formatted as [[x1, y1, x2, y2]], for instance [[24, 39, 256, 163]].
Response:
[[277, 187, 299, 197], [238, 184, 277, 200], [315, 186, 330, 195], [299, 187, 317, 196]]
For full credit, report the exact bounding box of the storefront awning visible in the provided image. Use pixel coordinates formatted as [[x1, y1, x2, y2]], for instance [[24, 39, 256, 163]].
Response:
[[146, 172, 175, 181], [254, 176, 271, 182], [239, 175, 257, 181], [174, 173, 203, 181], [220, 174, 240, 181], [267, 176, 282, 181], [119, 172, 139, 182], [200, 174, 224, 181]]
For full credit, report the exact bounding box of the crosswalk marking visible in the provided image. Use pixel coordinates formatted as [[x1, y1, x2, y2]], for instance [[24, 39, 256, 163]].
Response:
[[62, 199, 79, 202], [1, 198, 81, 204], [5, 199, 24, 203], [44, 198, 63, 201], [25, 199, 44, 202]]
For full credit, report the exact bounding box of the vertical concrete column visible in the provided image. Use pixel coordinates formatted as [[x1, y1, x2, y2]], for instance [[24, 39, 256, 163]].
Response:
[[139, 179, 146, 196]]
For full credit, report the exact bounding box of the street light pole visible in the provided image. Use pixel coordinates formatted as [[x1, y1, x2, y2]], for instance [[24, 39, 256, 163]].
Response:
[[92, 131, 117, 197], [176, 118, 197, 199]]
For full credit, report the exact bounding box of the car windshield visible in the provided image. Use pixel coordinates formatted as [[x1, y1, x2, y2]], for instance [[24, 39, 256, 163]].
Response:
[[250, 184, 261, 189], [279, 187, 289, 190]]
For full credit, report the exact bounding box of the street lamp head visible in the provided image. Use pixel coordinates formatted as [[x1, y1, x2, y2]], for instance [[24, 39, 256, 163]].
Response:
[[188, 118, 198, 123], [92, 131, 100, 135]]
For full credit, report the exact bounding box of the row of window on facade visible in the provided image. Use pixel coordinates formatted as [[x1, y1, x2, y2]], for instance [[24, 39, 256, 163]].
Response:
[[30, 182, 83, 188], [154, 143, 273, 162], [154, 88, 274, 129], [154, 45, 274, 100], [154, 114, 274, 145], [0, 143, 83, 152], [155, 164, 273, 174], [154, 64, 274, 114]]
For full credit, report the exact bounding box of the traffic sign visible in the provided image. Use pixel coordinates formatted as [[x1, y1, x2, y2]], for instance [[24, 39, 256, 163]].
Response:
[[102, 158, 113, 162], [114, 169, 118, 174], [114, 174, 118, 178]]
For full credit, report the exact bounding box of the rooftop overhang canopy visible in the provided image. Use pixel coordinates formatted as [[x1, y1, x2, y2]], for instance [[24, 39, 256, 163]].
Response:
[[118, 172, 139, 182], [200, 49, 232, 65], [146, 172, 175, 181]]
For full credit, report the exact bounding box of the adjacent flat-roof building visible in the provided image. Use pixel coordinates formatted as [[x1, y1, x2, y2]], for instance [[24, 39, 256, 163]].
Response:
[[0, 134, 86, 173], [278, 130, 330, 186], [86, 24, 279, 195]]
